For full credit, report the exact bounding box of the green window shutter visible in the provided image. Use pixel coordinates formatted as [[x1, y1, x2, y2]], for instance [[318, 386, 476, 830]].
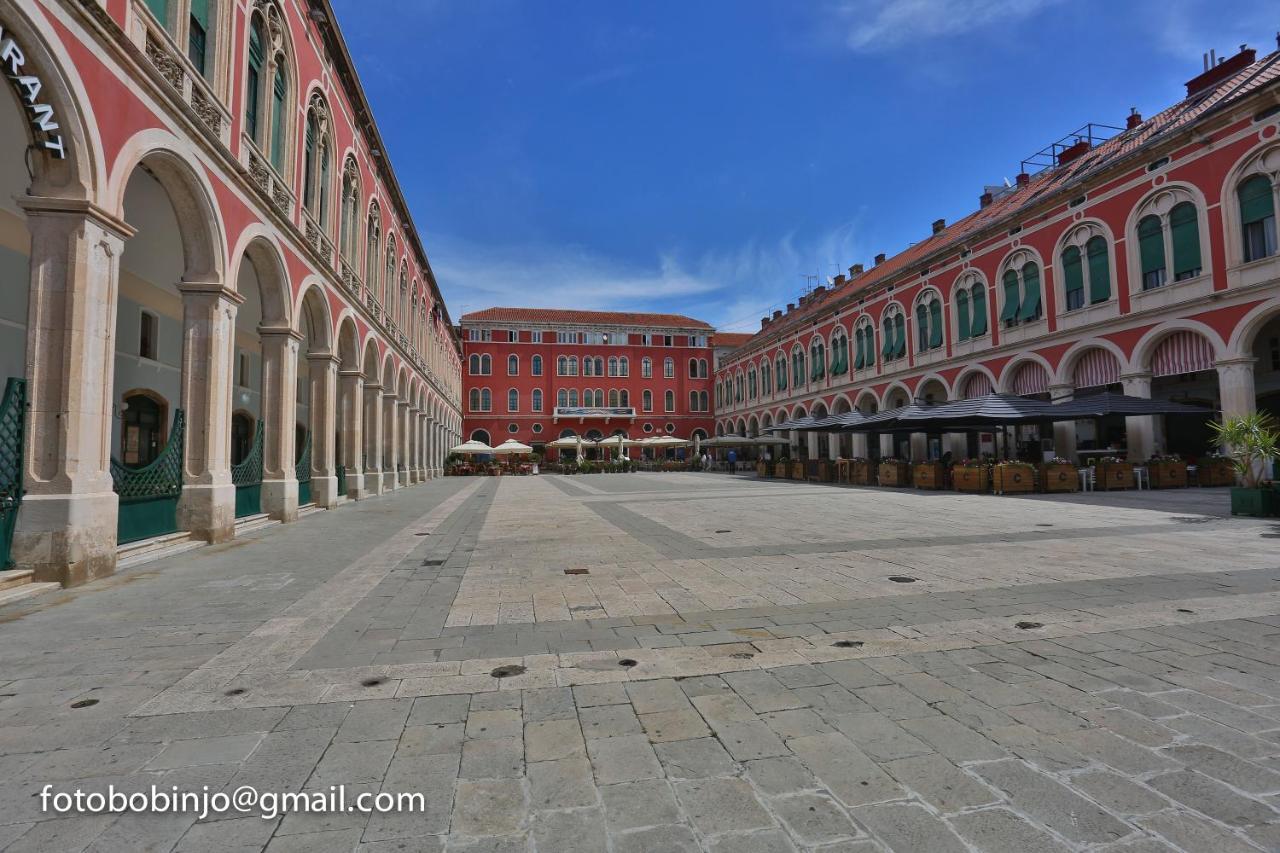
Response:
[[928, 300, 943, 349], [1085, 237, 1110, 302], [1239, 175, 1275, 225], [246, 23, 263, 142], [881, 321, 894, 358], [1062, 246, 1084, 305], [970, 284, 987, 336], [854, 328, 865, 369], [146, 0, 170, 24], [303, 115, 316, 207], [999, 270, 1020, 322], [956, 290, 970, 341], [894, 314, 906, 358], [190, 0, 209, 26], [915, 304, 928, 352], [865, 328, 875, 367], [1017, 264, 1042, 321], [1169, 202, 1202, 278], [270, 67, 287, 170], [1138, 215, 1165, 276]]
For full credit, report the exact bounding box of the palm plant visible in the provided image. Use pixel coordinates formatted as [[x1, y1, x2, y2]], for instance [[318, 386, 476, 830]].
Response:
[[1207, 413, 1279, 489]]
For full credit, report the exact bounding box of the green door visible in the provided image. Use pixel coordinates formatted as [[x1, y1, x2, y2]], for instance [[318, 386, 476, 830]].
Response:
[[112, 409, 185, 544], [296, 433, 312, 506], [232, 419, 264, 518], [0, 378, 25, 569]]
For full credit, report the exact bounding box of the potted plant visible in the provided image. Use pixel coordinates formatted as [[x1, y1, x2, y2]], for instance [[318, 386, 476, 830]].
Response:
[[877, 457, 910, 487], [1208, 413, 1279, 517], [913, 460, 945, 490], [951, 459, 990, 493], [1094, 456, 1134, 490], [1145, 454, 1188, 488], [850, 457, 874, 485], [1037, 457, 1078, 493], [992, 460, 1036, 494], [1197, 453, 1236, 487]]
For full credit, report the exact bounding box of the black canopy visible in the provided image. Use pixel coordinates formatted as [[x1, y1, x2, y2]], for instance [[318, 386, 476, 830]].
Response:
[[1050, 392, 1215, 419]]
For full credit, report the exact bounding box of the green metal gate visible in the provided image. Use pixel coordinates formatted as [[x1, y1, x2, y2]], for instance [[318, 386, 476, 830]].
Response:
[[111, 409, 185, 545], [0, 378, 26, 569], [335, 464, 346, 497], [296, 433, 312, 506], [232, 420, 264, 518]]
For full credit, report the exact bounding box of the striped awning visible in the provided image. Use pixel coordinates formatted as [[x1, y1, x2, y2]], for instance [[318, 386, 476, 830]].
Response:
[[962, 372, 994, 399], [1010, 362, 1049, 396], [1151, 331, 1215, 377], [1072, 348, 1121, 389]]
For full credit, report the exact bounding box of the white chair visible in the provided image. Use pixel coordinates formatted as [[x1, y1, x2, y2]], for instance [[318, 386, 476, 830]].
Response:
[[1078, 467, 1095, 493], [1133, 466, 1149, 490]]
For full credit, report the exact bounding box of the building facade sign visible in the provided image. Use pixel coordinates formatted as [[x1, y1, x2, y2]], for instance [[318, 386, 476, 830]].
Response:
[[0, 22, 67, 158]]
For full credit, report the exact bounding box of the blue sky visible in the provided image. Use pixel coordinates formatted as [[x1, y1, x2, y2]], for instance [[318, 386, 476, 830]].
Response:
[[331, 0, 1274, 330]]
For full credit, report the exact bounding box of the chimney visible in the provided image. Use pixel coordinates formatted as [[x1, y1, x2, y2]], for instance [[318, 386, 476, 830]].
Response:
[[786, 303, 795, 313], [1185, 45, 1255, 97], [849, 263, 864, 277], [813, 285, 826, 299], [760, 316, 770, 330], [931, 218, 946, 235], [1126, 107, 1143, 130], [772, 309, 783, 320], [1015, 172, 1030, 187], [874, 253, 886, 266], [833, 273, 846, 286], [1057, 138, 1091, 166], [979, 191, 994, 208]]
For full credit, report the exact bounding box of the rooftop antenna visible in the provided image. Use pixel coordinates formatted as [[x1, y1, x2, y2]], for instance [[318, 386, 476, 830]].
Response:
[[798, 273, 819, 297]]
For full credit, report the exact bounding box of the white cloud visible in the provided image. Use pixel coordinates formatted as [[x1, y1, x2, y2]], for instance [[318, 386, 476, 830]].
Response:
[[829, 0, 1062, 52], [429, 222, 865, 332]]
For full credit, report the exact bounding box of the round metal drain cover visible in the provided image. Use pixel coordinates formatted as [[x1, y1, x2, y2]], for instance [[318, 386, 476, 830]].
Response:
[[888, 576, 917, 584], [832, 640, 864, 649], [618, 659, 638, 668], [490, 665, 526, 679], [1015, 621, 1043, 630], [70, 698, 99, 709]]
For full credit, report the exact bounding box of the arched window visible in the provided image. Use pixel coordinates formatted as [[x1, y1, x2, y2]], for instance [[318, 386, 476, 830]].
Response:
[[608, 357, 619, 377], [776, 354, 787, 391], [699, 391, 708, 411], [914, 294, 943, 352], [619, 357, 629, 377], [954, 278, 987, 341], [664, 390, 675, 412], [302, 94, 332, 230], [507, 354, 519, 376], [469, 388, 481, 411], [365, 203, 381, 291], [643, 389, 653, 412], [1136, 193, 1204, 290], [689, 390, 699, 410], [532, 389, 543, 412], [1239, 174, 1277, 262], [508, 389, 519, 412], [699, 359, 708, 379], [532, 355, 543, 376], [853, 319, 875, 370], [761, 361, 772, 394], [468, 354, 481, 375], [569, 357, 579, 376], [881, 309, 906, 361], [583, 357, 594, 377], [568, 389, 579, 407], [829, 330, 849, 375], [557, 356, 568, 376], [399, 265, 409, 325], [481, 354, 492, 375], [664, 358, 675, 379], [557, 389, 568, 408], [809, 341, 825, 381], [245, 4, 291, 173], [609, 389, 620, 407], [641, 357, 652, 378], [594, 357, 604, 376], [1058, 224, 1112, 308], [791, 348, 805, 387], [120, 392, 166, 466], [688, 358, 698, 379], [748, 368, 757, 398], [997, 256, 1043, 326], [384, 237, 397, 310], [620, 390, 629, 407]]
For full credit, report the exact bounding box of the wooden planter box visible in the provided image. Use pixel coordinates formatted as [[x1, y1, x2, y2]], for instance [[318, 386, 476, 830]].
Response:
[[1096, 461, 1134, 490], [814, 460, 834, 483], [992, 465, 1035, 494], [878, 461, 910, 487], [913, 462, 945, 490], [1147, 460, 1188, 489], [756, 461, 770, 477], [851, 460, 874, 485], [1197, 459, 1235, 487], [952, 466, 989, 493], [774, 461, 790, 478], [836, 459, 851, 483], [790, 461, 806, 480], [1038, 463, 1078, 493]]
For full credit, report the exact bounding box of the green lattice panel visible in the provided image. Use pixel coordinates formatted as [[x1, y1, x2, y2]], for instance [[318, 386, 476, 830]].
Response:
[[112, 409, 184, 544], [296, 433, 312, 506], [233, 421, 264, 518], [0, 378, 26, 569]]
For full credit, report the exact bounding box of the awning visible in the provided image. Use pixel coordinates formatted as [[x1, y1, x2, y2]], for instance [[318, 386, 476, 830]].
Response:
[[1051, 392, 1215, 418], [450, 440, 494, 454], [492, 439, 534, 454]]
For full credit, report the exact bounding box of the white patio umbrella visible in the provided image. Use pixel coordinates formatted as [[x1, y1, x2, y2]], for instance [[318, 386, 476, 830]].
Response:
[[450, 439, 494, 455], [751, 435, 789, 445], [548, 435, 584, 460], [492, 439, 534, 455], [702, 434, 748, 447], [597, 434, 643, 458]]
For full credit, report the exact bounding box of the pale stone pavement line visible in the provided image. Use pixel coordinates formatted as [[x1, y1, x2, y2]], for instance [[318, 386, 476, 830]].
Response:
[[130, 480, 486, 716]]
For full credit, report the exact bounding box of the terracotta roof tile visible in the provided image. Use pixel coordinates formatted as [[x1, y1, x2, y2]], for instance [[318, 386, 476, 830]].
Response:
[[459, 306, 714, 330], [712, 332, 754, 349]]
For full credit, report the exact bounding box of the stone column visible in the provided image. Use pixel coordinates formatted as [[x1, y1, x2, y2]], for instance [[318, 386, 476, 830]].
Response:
[[13, 198, 133, 586], [308, 353, 339, 509], [176, 282, 242, 543], [1215, 357, 1258, 475], [398, 401, 410, 486], [417, 412, 427, 480], [383, 391, 399, 490], [879, 434, 894, 459], [363, 381, 384, 495], [1120, 372, 1154, 463], [259, 328, 300, 522], [827, 433, 840, 461], [339, 370, 365, 499], [1048, 383, 1077, 463], [851, 433, 869, 460], [909, 432, 928, 462]]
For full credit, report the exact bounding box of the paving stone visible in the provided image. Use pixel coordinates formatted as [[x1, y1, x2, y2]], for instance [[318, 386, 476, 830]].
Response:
[[626, 680, 693, 714], [771, 792, 861, 846], [408, 695, 472, 726], [1057, 728, 1181, 775], [580, 704, 642, 739], [828, 712, 932, 762], [786, 732, 903, 807], [530, 807, 608, 853], [714, 719, 789, 761], [972, 759, 1132, 844], [465, 709, 522, 740], [882, 754, 1000, 812], [850, 802, 968, 853], [336, 699, 412, 743], [587, 734, 663, 785], [654, 737, 737, 779], [1162, 744, 1280, 794], [146, 733, 266, 769], [452, 779, 526, 837], [460, 737, 523, 779], [674, 777, 775, 836], [640, 709, 711, 743], [611, 824, 701, 853], [899, 714, 1006, 762], [521, 687, 577, 721], [705, 829, 797, 853], [573, 684, 630, 707], [1138, 811, 1266, 853], [744, 756, 819, 796], [947, 807, 1074, 853], [524, 719, 584, 762], [527, 756, 597, 809], [600, 779, 681, 829], [1070, 770, 1169, 815], [1145, 769, 1278, 827]]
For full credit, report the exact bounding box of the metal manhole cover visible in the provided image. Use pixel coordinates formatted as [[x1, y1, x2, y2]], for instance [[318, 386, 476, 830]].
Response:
[[361, 677, 387, 687], [832, 640, 863, 649], [730, 652, 754, 659], [224, 688, 247, 696], [423, 559, 445, 566], [70, 698, 98, 709], [618, 659, 638, 668], [715, 529, 731, 533], [1015, 621, 1043, 630], [564, 568, 589, 575], [888, 576, 917, 584], [490, 665, 526, 679], [1176, 608, 1194, 614]]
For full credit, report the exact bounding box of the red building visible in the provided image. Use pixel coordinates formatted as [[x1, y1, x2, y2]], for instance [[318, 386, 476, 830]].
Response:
[[460, 308, 716, 454]]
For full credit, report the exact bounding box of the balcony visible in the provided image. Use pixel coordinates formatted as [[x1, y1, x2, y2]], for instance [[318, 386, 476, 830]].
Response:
[[137, 12, 231, 146], [553, 406, 637, 421]]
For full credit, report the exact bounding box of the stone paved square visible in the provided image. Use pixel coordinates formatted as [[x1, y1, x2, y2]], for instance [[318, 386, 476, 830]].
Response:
[[3, 474, 1280, 851]]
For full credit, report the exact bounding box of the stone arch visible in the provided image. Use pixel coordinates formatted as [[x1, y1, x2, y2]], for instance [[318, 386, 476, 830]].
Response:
[[230, 231, 291, 327], [361, 338, 380, 381], [0, 1, 103, 202], [1228, 295, 1280, 358], [998, 353, 1055, 395], [953, 365, 998, 399], [881, 382, 911, 409], [294, 281, 334, 353], [1219, 139, 1280, 268], [336, 316, 360, 371], [854, 389, 879, 413], [381, 351, 398, 394], [1130, 320, 1225, 372], [109, 133, 226, 283], [916, 374, 948, 404], [1057, 339, 1127, 389]]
